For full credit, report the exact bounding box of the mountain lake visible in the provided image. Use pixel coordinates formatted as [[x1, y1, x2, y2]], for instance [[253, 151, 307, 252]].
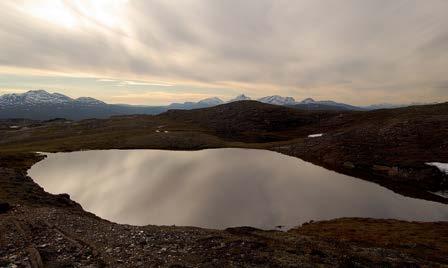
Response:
[[28, 149, 448, 229]]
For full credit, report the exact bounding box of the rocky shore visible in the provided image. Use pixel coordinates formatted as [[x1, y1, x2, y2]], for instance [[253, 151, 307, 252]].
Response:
[[3, 203, 447, 267], [0, 153, 446, 266]]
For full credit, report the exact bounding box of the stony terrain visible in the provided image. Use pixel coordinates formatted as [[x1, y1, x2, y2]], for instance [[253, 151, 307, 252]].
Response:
[[3, 204, 447, 267], [1, 101, 448, 266]]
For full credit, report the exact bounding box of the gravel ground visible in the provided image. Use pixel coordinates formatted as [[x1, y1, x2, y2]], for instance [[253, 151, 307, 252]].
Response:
[[1, 203, 446, 267]]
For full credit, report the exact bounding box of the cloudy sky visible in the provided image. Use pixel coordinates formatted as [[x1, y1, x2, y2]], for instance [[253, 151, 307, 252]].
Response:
[[0, 0, 447, 105]]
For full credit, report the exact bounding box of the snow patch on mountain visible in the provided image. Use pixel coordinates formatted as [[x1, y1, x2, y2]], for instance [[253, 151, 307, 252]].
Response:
[[0, 90, 70, 106], [297, 98, 362, 110], [258, 95, 297, 105], [0, 90, 105, 107], [75, 97, 106, 105], [229, 94, 251, 102], [198, 97, 224, 106], [166, 97, 224, 110], [431, 190, 448, 199], [426, 162, 448, 174]]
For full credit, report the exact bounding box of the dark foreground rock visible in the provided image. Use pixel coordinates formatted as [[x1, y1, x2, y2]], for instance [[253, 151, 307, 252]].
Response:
[[1, 205, 447, 267], [0, 202, 10, 214]]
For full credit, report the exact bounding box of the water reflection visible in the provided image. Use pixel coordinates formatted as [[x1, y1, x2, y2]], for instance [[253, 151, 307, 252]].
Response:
[[29, 149, 448, 229]]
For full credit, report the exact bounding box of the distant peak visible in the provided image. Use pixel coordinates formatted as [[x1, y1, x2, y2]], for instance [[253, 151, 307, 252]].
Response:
[[301, 98, 316, 104], [198, 97, 224, 105], [75, 97, 106, 105], [0, 90, 74, 105], [27, 89, 50, 94], [229, 94, 251, 102], [200, 97, 223, 101], [258, 95, 297, 105]]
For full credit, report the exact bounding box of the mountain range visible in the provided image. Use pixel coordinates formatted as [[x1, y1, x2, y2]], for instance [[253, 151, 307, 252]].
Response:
[[0, 90, 105, 106], [0, 90, 418, 120]]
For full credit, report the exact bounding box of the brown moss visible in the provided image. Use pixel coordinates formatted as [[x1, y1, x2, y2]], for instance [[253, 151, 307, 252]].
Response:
[[292, 218, 448, 263]]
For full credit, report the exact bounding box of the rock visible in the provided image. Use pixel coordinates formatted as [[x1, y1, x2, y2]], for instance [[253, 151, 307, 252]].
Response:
[[0, 202, 11, 213], [58, 193, 71, 199], [225, 226, 260, 236], [27, 247, 44, 268], [343, 161, 355, 169]]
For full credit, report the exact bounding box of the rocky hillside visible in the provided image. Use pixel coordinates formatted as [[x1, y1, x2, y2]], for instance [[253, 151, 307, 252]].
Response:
[[160, 100, 340, 142]]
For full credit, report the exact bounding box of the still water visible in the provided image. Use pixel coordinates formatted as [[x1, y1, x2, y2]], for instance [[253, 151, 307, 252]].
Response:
[[29, 149, 448, 229]]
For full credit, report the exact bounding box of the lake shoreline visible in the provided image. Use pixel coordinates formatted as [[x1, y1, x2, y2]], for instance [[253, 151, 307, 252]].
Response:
[[28, 149, 448, 228], [1, 102, 447, 204], [1, 151, 448, 266]]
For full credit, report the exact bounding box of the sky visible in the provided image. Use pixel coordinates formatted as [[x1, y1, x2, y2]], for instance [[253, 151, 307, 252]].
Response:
[[0, 0, 447, 105]]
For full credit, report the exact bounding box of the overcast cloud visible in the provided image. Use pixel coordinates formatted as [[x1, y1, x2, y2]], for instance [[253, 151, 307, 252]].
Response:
[[0, 0, 447, 104]]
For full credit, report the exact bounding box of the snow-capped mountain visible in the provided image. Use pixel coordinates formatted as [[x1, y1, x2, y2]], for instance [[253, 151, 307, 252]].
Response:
[[258, 95, 297, 105], [292, 98, 362, 111], [0, 90, 71, 106], [197, 97, 224, 106], [229, 94, 251, 102], [0, 90, 148, 120], [226, 94, 360, 110], [1, 89, 417, 120], [166, 97, 224, 110], [74, 97, 107, 105], [0, 90, 105, 107]]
